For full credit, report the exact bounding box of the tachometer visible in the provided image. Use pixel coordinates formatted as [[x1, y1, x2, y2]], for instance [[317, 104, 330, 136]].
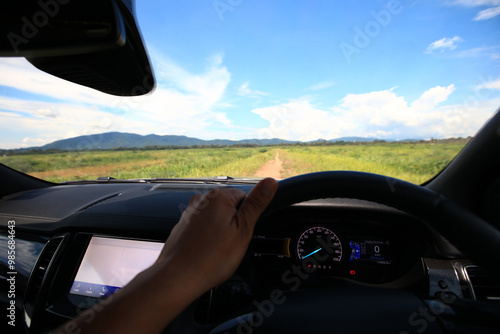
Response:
[[296, 227, 342, 269]]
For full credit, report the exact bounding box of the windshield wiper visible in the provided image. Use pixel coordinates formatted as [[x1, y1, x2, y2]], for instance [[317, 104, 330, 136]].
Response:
[[58, 175, 260, 185]]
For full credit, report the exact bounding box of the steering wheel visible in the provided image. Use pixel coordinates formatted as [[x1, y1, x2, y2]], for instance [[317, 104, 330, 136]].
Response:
[[265, 171, 500, 277], [169, 172, 500, 334]]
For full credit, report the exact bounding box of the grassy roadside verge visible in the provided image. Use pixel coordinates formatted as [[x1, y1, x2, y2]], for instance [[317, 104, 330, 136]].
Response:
[[1, 147, 276, 183], [0, 142, 466, 184], [278, 142, 464, 184]]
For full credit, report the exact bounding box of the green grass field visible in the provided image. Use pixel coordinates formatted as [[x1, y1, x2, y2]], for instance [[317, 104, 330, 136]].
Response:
[[0, 142, 467, 184], [278, 142, 464, 184]]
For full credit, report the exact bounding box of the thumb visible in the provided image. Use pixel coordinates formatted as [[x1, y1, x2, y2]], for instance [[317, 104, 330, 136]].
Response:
[[236, 178, 278, 231]]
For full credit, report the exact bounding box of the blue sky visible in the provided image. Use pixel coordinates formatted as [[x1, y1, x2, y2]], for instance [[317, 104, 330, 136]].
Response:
[[1, 0, 500, 149]]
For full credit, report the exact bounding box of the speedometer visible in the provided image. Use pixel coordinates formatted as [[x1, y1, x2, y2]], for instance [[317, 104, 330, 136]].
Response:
[[296, 227, 342, 269]]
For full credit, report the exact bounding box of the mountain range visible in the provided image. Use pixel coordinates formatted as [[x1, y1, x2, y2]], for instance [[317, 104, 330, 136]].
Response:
[[27, 132, 378, 151]]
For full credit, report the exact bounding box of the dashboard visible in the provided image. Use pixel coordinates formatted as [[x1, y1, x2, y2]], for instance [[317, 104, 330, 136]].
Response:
[[0, 181, 465, 332]]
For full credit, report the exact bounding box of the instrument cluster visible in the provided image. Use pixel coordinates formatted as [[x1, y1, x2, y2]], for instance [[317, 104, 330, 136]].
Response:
[[249, 210, 426, 284]]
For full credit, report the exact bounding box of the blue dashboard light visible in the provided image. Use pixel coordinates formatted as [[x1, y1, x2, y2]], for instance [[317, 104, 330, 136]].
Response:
[[349, 241, 362, 260]]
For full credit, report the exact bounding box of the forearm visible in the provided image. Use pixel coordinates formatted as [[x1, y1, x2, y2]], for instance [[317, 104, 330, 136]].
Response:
[[54, 260, 204, 334]]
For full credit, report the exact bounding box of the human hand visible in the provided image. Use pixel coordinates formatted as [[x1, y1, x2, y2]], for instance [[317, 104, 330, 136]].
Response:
[[155, 177, 278, 296], [54, 179, 277, 334]]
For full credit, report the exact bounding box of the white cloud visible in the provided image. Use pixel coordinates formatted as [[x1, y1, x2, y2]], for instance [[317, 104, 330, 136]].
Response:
[[237, 82, 269, 97], [451, 45, 500, 59], [482, 78, 500, 90], [153, 53, 230, 107], [448, 0, 500, 20], [33, 108, 59, 119], [426, 36, 463, 53], [0, 54, 234, 148], [0, 58, 118, 106], [0, 97, 142, 147], [22, 137, 51, 147], [253, 85, 496, 141], [411, 85, 456, 112], [474, 5, 500, 20], [252, 99, 337, 141]]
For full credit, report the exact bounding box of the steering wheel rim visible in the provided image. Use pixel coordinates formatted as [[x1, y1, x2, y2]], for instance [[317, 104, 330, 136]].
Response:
[[169, 171, 500, 333], [264, 171, 500, 278]]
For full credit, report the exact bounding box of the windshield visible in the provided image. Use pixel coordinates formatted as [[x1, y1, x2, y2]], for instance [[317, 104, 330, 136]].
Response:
[[1, 1, 499, 184]]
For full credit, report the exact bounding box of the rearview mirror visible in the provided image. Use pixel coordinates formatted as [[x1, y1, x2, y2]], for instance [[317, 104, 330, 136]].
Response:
[[0, 0, 155, 96], [0, 0, 125, 57]]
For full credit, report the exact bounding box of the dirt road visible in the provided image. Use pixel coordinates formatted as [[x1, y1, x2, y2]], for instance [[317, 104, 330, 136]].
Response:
[[254, 150, 284, 179]]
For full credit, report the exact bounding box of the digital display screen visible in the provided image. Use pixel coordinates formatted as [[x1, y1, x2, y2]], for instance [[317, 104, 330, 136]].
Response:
[[349, 240, 392, 264], [69, 237, 164, 298]]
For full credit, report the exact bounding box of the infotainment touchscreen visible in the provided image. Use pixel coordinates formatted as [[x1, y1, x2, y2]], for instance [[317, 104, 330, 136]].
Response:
[[69, 237, 164, 298]]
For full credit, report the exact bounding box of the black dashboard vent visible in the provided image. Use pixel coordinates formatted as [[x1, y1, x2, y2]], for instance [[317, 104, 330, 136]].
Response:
[[465, 266, 500, 301], [25, 236, 65, 318]]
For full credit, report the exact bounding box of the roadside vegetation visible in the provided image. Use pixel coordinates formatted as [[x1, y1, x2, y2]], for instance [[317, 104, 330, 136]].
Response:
[[278, 141, 465, 184], [0, 140, 468, 184], [0, 147, 275, 183]]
